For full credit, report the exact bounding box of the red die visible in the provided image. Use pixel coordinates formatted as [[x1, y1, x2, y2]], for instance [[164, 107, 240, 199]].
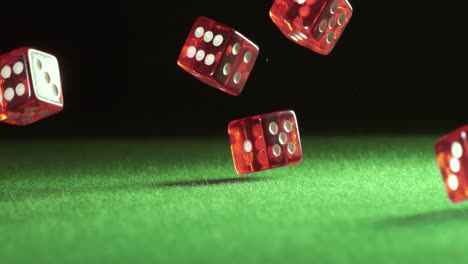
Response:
[[228, 110, 302, 174], [177, 16, 259, 96], [269, 0, 353, 55], [0, 47, 63, 125], [435, 125, 468, 203]]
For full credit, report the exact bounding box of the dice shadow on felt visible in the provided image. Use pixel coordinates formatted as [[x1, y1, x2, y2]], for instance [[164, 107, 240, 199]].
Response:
[[376, 207, 468, 227], [156, 176, 269, 188]]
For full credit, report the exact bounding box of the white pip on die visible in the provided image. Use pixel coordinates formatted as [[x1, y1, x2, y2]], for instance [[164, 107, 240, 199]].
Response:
[[0, 47, 63, 125]]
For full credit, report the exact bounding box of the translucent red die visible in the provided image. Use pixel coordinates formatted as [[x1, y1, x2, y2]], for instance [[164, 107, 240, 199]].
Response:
[[177, 16, 259, 96], [269, 0, 353, 55], [0, 47, 63, 125], [228, 110, 302, 174], [435, 125, 468, 203]]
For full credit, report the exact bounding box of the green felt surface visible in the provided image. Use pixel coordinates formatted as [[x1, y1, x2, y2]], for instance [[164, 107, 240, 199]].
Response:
[[1, 135, 468, 264]]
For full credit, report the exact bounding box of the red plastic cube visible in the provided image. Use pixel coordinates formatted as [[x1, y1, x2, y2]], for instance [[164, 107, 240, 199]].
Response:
[[435, 125, 468, 203], [228, 110, 302, 174], [269, 0, 353, 55], [0, 47, 63, 125], [177, 16, 259, 96]]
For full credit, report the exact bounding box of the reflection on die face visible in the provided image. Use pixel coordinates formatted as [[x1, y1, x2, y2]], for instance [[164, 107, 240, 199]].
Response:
[[28, 49, 63, 106]]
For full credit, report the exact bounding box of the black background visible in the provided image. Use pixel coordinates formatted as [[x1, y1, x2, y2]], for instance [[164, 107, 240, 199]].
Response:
[[0, 0, 466, 138]]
